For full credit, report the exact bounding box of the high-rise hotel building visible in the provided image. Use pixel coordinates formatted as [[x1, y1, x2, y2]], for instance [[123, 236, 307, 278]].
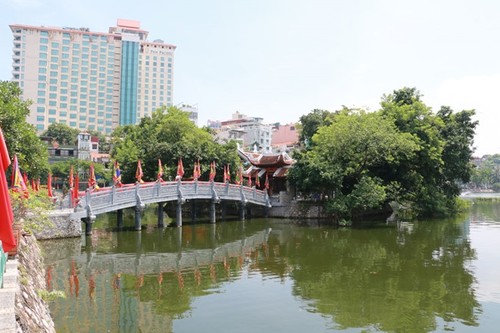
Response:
[[10, 19, 175, 134]]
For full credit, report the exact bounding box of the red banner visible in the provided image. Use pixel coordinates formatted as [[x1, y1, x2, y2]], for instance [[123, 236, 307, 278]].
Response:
[[0, 128, 16, 252]]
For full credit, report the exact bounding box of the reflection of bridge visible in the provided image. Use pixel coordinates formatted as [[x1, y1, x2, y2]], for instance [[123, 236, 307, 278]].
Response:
[[51, 228, 273, 276], [62, 180, 271, 235], [42, 227, 277, 332]]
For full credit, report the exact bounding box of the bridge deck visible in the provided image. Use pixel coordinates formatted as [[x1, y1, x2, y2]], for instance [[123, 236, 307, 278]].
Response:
[[65, 180, 271, 220]]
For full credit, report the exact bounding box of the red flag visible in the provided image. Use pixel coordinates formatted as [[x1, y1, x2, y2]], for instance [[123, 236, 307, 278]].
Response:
[[193, 160, 200, 180], [247, 173, 252, 187], [157, 159, 164, 181], [11, 155, 27, 192], [255, 173, 260, 187], [176, 158, 184, 179], [226, 164, 231, 183], [31, 178, 36, 191], [88, 163, 98, 188], [47, 172, 53, 197], [36, 178, 40, 192], [265, 173, 270, 190], [23, 172, 29, 187], [135, 160, 144, 183], [69, 165, 74, 189], [0, 128, 16, 252], [113, 161, 122, 186], [235, 166, 243, 185], [223, 165, 228, 183], [209, 161, 216, 182], [72, 174, 79, 207]]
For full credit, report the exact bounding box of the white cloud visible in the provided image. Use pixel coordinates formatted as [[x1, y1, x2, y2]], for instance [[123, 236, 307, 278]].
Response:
[[428, 75, 500, 157]]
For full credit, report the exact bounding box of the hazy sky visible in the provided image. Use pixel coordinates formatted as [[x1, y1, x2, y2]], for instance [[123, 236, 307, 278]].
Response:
[[1, 0, 499, 156]]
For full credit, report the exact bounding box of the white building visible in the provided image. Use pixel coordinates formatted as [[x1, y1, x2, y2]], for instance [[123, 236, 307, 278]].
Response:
[[216, 111, 272, 152], [77, 132, 92, 160], [178, 104, 199, 126]]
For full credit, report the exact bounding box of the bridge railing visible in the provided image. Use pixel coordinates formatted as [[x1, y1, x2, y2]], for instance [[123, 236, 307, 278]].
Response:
[[67, 180, 270, 219]]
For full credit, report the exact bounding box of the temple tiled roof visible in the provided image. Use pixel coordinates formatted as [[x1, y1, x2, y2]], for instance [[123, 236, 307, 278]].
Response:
[[238, 148, 295, 168]]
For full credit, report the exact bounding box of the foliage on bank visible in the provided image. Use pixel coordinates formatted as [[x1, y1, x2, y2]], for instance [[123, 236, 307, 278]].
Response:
[[470, 154, 500, 190], [289, 87, 477, 221]]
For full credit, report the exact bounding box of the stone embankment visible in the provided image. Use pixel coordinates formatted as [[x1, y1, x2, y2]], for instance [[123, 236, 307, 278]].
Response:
[[268, 192, 328, 219], [14, 232, 55, 333]]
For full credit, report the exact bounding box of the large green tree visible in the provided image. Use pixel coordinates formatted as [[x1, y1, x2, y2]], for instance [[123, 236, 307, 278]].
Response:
[[0, 81, 49, 178], [379, 88, 477, 217], [41, 123, 79, 146], [290, 87, 477, 220], [290, 109, 419, 220], [111, 107, 241, 183]]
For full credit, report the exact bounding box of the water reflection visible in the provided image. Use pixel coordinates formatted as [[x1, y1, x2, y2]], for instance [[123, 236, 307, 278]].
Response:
[[283, 220, 479, 332], [40, 211, 487, 332]]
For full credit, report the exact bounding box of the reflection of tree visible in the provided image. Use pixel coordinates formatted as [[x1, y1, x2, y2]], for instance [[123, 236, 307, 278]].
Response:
[[275, 221, 479, 332], [470, 199, 500, 222]]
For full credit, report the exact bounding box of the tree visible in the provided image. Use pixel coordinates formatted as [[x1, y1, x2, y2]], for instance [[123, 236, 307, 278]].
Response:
[[0, 81, 49, 178], [291, 87, 478, 220], [380, 88, 477, 217], [290, 109, 419, 221], [111, 107, 241, 183], [297, 109, 334, 146], [50, 158, 111, 188], [437, 106, 478, 195], [41, 123, 79, 146], [470, 155, 500, 190]]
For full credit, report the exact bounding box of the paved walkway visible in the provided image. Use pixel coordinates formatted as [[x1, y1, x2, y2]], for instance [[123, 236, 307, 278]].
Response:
[[0, 259, 18, 333]]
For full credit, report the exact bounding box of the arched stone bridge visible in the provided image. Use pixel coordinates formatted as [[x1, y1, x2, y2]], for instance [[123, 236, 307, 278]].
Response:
[[65, 180, 271, 234]]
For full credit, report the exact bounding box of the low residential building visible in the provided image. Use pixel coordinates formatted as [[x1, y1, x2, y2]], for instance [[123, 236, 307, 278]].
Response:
[[271, 123, 299, 153], [215, 111, 272, 152]]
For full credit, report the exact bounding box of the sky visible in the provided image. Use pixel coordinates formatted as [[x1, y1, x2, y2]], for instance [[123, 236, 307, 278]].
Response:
[[1, 0, 499, 156]]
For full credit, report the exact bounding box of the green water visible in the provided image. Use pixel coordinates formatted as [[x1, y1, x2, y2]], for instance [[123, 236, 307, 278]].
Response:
[[40, 201, 500, 332]]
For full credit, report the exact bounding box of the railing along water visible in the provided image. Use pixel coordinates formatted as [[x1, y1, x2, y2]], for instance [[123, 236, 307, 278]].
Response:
[[66, 180, 271, 221]]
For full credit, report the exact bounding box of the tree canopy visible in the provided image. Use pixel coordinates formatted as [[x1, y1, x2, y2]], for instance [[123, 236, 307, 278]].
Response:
[[0, 81, 49, 178], [41, 123, 80, 146], [290, 88, 477, 220], [111, 107, 241, 183], [297, 108, 334, 146]]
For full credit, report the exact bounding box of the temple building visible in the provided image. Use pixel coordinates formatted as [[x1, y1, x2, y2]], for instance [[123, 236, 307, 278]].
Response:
[[238, 148, 295, 195]]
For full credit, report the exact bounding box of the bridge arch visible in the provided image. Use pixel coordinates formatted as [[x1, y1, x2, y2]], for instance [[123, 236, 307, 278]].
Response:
[[65, 180, 271, 234]]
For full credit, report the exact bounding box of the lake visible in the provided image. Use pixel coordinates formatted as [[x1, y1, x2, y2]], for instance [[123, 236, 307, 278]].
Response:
[[40, 199, 500, 332]]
